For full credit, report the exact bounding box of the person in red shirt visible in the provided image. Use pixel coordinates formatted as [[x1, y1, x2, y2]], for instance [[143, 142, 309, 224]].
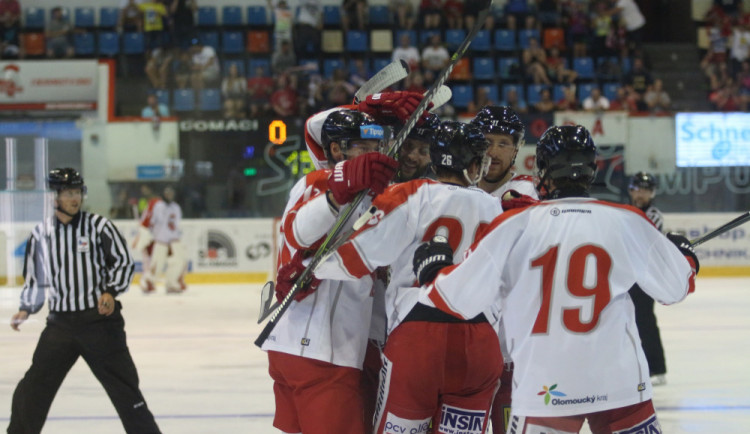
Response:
[[0, 0, 21, 57], [270, 73, 299, 117], [247, 66, 274, 117]]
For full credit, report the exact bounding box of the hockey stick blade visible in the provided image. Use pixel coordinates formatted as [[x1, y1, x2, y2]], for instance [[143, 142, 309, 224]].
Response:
[[257, 281, 277, 324], [690, 211, 750, 247], [354, 60, 410, 104], [429, 86, 452, 113]]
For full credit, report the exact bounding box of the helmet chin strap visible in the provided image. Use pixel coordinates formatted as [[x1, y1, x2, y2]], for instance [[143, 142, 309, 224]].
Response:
[[55, 204, 79, 218]]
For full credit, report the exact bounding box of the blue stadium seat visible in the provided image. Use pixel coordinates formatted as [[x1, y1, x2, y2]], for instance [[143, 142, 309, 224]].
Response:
[[248, 58, 271, 76], [323, 58, 345, 77], [621, 57, 633, 74], [123, 32, 144, 55], [247, 6, 268, 26], [573, 57, 595, 80], [24, 8, 45, 29], [472, 57, 495, 81], [603, 82, 619, 101], [199, 31, 219, 50], [155, 89, 169, 106], [222, 31, 244, 53], [323, 6, 341, 26], [420, 30, 441, 46], [476, 84, 499, 104], [197, 6, 218, 27], [97, 32, 119, 56], [526, 84, 546, 105], [495, 29, 516, 51], [74, 7, 95, 28], [518, 29, 541, 49], [470, 30, 491, 52], [222, 6, 243, 26], [445, 29, 466, 51], [349, 59, 371, 77], [369, 6, 390, 26], [173, 89, 195, 112], [99, 7, 118, 28], [372, 57, 391, 73], [224, 59, 246, 76], [346, 31, 368, 52], [394, 30, 417, 47], [502, 84, 524, 102], [553, 84, 567, 101], [450, 84, 473, 108], [498, 58, 521, 80], [199, 89, 222, 111], [578, 83, 597, 101], [596, 56, 620, 79], [73, 32, 95, 56], [299, 59, 320, 73]]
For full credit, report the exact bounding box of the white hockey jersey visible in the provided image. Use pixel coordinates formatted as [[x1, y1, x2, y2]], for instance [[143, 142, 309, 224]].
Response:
[[314, 179, 503, 335], [262, 170, 375, 370], [141, 199, 182, 244], [487, 172, 539, 200], [419, 197, 696, 417]]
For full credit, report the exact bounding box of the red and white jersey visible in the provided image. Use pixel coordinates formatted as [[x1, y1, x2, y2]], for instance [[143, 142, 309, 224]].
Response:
[[488, 172, 539, 200], [314, 179, 503, 335], [141, 199, 181, 244], [304, 105, 357, 171], [420, 197, 696, 417], [262, 170, 375, 370]]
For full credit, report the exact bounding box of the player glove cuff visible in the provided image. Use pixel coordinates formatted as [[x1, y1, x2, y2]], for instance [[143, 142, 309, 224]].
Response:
[[666, 232, 700, 274]]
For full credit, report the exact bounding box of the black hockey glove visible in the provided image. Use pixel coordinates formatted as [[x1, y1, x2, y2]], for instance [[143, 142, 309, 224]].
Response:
[[666, 232, 700, 274], [412, 236, 454, 286]]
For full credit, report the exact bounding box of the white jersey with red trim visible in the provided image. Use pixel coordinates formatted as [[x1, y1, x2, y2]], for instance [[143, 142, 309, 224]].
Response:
[[305, 106, 356, 171], [142, 199, 182, 244], [419, 197, 696, 417], [261, 170, 375, 370], [314, 179, 503, 335], [488, 172, 539, 200]]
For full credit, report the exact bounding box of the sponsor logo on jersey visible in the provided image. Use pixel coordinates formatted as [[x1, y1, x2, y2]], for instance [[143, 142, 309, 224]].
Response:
[[537, 384, 566, 405], [77, 237, 90, 253], [549, 207, 592, 216], [383, 414, 430, 434], [360, 125, 385, 139], [637, 382, 646, 391], [539, 384, 608, 406], [300, 338, 310, 346], [438, 405, 485, 434]]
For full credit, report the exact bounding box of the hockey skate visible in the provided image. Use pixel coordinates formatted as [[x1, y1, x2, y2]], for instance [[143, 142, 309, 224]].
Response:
[[140, 277, 155, 294]]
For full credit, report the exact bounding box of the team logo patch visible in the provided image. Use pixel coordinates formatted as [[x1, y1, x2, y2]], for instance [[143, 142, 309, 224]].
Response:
[[360, 125, 384, 139], [77, 237, 90, 253], [637, 382, 647, 392], [438, 404, 485, 434], [383, 413, 430, 434]]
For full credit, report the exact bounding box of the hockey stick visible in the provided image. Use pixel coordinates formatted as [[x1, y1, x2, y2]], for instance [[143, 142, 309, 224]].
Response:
[[354, 60, 410, 104], [254, 0, 493, 346], [429, 85, 452, 113], [690, 211, 750, 247]]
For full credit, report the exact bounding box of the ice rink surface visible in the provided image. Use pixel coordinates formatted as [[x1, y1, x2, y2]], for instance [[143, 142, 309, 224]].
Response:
[[1, 277, 749, 433]]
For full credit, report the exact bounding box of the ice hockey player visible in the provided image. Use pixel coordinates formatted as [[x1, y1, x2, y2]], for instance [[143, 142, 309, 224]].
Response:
[[414, 125, 699, 434], [306, 121, 504, 434], [262, 109, 398, 434]]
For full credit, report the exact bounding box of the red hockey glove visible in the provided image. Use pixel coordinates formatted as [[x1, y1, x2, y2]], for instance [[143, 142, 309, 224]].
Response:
[[275, 251, 321, 303], [666, 232, 700, 275], [413, 236, 454, 286], [358, 91, 433, 125], [327, 152, 399, 204], [501, 190, 540, 211]]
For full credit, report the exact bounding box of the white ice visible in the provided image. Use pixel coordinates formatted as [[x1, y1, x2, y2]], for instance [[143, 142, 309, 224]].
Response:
[[1, 277, 749, 433]]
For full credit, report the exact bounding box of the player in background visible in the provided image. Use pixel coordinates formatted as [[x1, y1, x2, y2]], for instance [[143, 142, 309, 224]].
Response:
[[415, 125, 699, 434], [263, 109, 399, 434], [392, 113, 440, 182], [470, 105, 537, 434], [305, 121, 503, 434], [133, 186, 186, 293], [627, 172, 668, 386]]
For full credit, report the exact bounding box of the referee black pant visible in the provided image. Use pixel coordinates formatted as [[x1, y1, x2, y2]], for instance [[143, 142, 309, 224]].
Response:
[[630, 284, 667, 376], [8, 303, 160, 434]]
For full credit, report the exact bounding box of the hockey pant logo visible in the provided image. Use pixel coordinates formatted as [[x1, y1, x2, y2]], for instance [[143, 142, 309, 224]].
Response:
[[383, 414, 430, 434], [438, 404, 485, 434]]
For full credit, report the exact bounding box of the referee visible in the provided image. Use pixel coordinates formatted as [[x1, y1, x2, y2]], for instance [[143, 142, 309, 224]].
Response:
[[8, 168, 161, 434]]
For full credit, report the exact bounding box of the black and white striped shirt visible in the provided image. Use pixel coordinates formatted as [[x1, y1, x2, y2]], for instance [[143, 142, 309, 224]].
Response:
[[643, 204, 664, 233], [19, 211, 134, 314]]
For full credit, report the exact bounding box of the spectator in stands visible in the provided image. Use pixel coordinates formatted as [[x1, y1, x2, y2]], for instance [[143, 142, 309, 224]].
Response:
[[706, 58, 731, 91], [643, 79, 671, 112], [609, 0, 646, 55], [582, 86, 610, 112], [467, 86, 497, 114], [349, 58, 370, 87], [709, 0, 743, 22], [501, 87, 528, 114], [139, 0, 168, 50], [623, 57, 653, 96], [504, 0, 534, 31], [270, 0, 294, 49], [546, 47, 578, 84], [444, 0, 463, 29], [222, 63, 247, 118], [172, 48, 191, 88], [556, 85, 579, 110], [270, 73, 299, 117], [342, 0, 367, 32], [523, 38, 552, 85], [465, 0, 496, 31], [271, 39, 297, 75], [421, 34, 449, 84], [119, 0, 143, 33], [145, 47, 173, 89], [169, 0, 196, 49], [110, 188, 137, 219], [189, 38, 220, 92], [534, 88, 556, 113], [710, 77, 741, 111], [390, 0, 415, 30], [0, 0, 20, 58], [419, 0, 441, 29], [730, 20, 750, 76], [325, 68, 356, 106], [564, 1, 589, 58], [45, 7, 74, 59], [404, 71, 427, 94], [293, 0, 322, 58], [591, 0, 613, 57], [142, 92, 169, 117], [392, 33, 420, 71], [247, 66, 274, 117], [737, 60, 750, 109], [610, 86, 638, 111], [304, 74, 325, 115]]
